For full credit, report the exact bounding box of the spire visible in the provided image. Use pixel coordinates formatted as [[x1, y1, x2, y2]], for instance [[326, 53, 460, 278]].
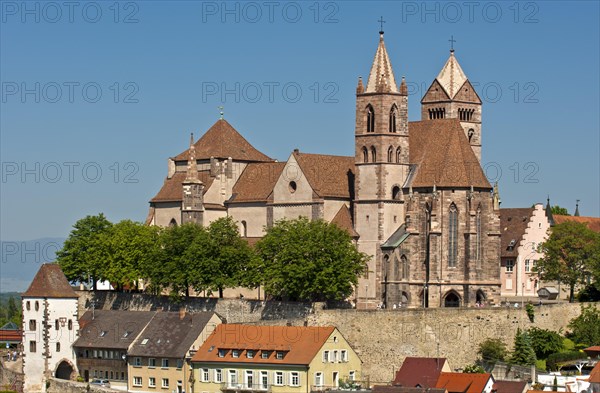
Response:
[[435, 49, 468, 99], [356, 76, 364, 94], [185, 133, 202, 184], [545, 196, 555, 226], [492, 182, 501, 210], [365, 30, 398, 93], [575, 200, 580, 216], [400, 76, 407, 95]]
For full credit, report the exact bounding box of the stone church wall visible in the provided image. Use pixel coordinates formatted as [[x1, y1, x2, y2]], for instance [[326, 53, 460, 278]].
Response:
[[78, 291, 594, 386]]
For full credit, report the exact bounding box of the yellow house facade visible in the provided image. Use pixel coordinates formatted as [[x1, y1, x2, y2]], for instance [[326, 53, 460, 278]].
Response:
[[191, 324, 362, 393]]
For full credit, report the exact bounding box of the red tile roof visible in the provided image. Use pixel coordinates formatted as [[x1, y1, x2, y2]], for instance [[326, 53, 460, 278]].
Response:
[[394, 357, 448, 387], [293, 152, 355, 198], [191, 324, 336, 365], [0, 329, 22, 343], [229, 162, 286, 203], [173, 119, 272, 162], [553, 215, 600, 233], [150, 171, 215, 203], [589, 362, 600, 383], [500, 208, 534, 258], [331, 204, 359, 238], [22, 264, 78, 298], [493, 380, 527, 393], [408, 119, 490, 189], [435, 372, 493, 393], [374, 387, 447, 393]]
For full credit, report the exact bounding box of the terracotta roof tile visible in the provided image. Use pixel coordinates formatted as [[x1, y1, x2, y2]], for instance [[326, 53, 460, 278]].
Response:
[[174, 119, 272, 162], [22, 264, 78, 298], [394, 357, 448, 387], [0, 329, 22, 342], [331, 204, 359, 238], [374, 387, 447, 393], [435, 372, 493, 393], [500, 208, 534, 258], [73, 310, 155, 350], [191, 324, 335, 365], [493, 380, 527, 393], [129, 312, 219, 358], [408, 119, 490, 189], [293, 152, 355, 198], [150, 171, 214, 203], [553, 215, 600, 233], [229, 162, 286, 203]]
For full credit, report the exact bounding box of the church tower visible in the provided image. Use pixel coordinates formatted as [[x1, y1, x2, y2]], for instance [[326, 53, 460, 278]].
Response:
[[421, 48, 483, 161], [354, 29, 409, 308], [181, 133, 204, 225]]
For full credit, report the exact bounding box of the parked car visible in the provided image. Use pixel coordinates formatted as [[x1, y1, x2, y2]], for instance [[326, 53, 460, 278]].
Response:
[[90, 379, 110, 388]]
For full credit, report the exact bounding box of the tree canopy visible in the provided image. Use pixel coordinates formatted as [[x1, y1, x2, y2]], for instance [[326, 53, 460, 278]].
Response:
[[567, 304, 600, 346], [255, 217, 368, 302], [535, 221, 600, 302], [527, 327, 564, 359], [477, 338, 507, 367], [510, 328, 537, 366], [551, 205, 570, 216]]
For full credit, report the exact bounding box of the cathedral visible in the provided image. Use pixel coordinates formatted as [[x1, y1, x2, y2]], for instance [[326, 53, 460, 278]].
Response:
[[146, 30, 501, 309]]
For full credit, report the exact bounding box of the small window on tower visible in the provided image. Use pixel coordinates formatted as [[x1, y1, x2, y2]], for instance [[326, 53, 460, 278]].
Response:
[[366, 105, 375, 133], [289, 181, 297, 193]]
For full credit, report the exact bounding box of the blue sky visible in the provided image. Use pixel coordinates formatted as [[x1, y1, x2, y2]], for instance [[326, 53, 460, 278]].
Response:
[[1, 0, 599, 242]]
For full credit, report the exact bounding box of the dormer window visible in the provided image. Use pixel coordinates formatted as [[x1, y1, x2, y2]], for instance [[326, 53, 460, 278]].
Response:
[[261, 351, 270, 359], [247, 350, 255, 359], [218, 349, 226, 358], [232, 350, 240, 358], [276, 351, 284, 360]]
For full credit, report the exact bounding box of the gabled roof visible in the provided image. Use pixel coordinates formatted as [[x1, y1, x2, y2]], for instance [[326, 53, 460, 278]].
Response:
[[493, 380, 527, 393], [394, 357, 449, 388], [0, 322, 22, 343], [330, 204, 359, 238], [553, 215, 600, 233], [191, 324, 336, 365], [129, 312, 219, 358], [374, 387, 447, 393], [365, 33, 399, 93], [73, 310, 155, 350], [499, 208, 534, 258], [150, 171, 215, 203], [173, 119, 272, 162], [435, 51, 468, 99], [229, 162, 286, 203], [293, 152, 355, 198], [408, 119, 490, 189], [435, 372, 493, 393], [0, 321, 19, 330], [22, 264, 78, 298], [589, 361, 600, 383]]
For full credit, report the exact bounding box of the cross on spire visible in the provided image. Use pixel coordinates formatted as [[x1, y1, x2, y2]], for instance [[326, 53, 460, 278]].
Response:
[[378, 16, 385, 34], [449, 35, 456, 52], [218, 106, 224, 119]]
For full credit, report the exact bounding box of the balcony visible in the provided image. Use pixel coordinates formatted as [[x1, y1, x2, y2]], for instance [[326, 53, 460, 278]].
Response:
[[220, 383, 272, 392]]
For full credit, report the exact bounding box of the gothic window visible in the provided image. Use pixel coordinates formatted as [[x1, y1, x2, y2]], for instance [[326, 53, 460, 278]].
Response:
[[371, 146, 376, 162], [468, 129, 475, 142], [366, 105, 375, 133], [383, 255, 389, 281], [389, 105, 397, 133], [362, 147, 368, 163], [392, 186, 400, 200], [448, 203, 458, 267], [444, 291, 460, 307], [475, 205, 482, 267], [387, 146, 394, 163], [401, 255, 408, 280], [241, 221, 247, 237], [396, 147, 402, 163], [169, 218, 177, 227]]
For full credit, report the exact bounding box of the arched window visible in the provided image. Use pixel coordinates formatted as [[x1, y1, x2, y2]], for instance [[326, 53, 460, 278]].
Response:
[[366, 105, 375, 133], [396, 147, 402, 163], [241, 221, 248, 237], [371, 146, 376, 163], [387, 146, 394, 163], [392, 186, 400, 200], [362, 147, 368, 163], [383, 255, 389, 281], [475, 205, 482, 267], [401, 255, 408, 279], [169, 218, 177, 227], [68, 319, 73, 330], [468, 129, 475, 142], [448, 203, 458, 267], [389, 105, 397, 133], [444, 291, 460, 307]]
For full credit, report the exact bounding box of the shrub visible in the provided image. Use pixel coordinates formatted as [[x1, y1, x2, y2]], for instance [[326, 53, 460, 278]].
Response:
[[546, 351, 586, 371]]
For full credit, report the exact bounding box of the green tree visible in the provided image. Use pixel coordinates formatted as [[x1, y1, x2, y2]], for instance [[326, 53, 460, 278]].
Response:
[[57, 213, 113, 289], [510, 328, 537, 366], [101, 220, 160, 291], [255, 218, 368, 302], [535, 221, 600, 302], [7, 297, 17, 320], [567, 304, 600, 346], [463, 364, 486, 373], [551, 206, 570, 216], [477, 338, 507, 367], [527, 327, 564, 359]]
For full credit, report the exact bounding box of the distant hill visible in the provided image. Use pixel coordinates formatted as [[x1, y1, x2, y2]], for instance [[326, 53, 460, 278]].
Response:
[[0, 238, 65, 293]]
